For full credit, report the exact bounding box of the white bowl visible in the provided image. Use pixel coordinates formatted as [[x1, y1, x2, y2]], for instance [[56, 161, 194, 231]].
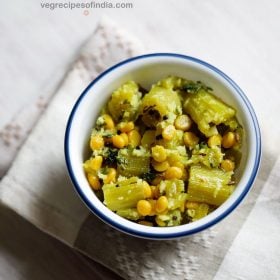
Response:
[[65, 53, 261, 239]]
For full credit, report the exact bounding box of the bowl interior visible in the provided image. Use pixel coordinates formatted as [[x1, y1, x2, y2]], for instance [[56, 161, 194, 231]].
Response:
[[66, 54, 260, 238]]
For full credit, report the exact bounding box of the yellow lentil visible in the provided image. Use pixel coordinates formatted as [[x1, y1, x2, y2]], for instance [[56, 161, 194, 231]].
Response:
[[155, 196, 168, 213], [162, 125, 176, 140], [90, 156, 103, 171], [221, 159, 235, 172], [183, 132, 199, 148], [152, 160, 170, 172], [143, 182, 152, 198], [90, 135, 104, 150], [119, 121, 134, 133], [207, 134, 222, 147], [87, 173, 101, 190], [103, 114, 115, 129], [120, 132, 129, 146], [112, 135, 126, 149], [151, 145, 167, 162], [222, 132, 236, 148], [104, 168, 117, 184], [137, 200, 152, 216], [128, 129, 141, 147], [174, 114, 192, 131], [165, 166, 183, 179]]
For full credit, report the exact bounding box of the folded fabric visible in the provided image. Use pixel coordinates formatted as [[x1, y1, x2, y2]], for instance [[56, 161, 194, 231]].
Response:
[[0, 18, 279, 280], [214, 157, 280, 280], [0, 93, 51, 178]]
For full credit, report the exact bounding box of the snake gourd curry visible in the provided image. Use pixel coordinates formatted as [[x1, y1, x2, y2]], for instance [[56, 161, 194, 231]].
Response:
[[83, 76, 243, 227]]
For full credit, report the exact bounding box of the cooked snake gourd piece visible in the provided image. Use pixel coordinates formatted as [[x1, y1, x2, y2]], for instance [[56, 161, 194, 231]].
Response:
[[156, 76, 187, 91], [187, 165, 234, 206], [183, 89, 236, 137], [103, 179, 148, 211], [187, 203, 210, 221], [116, 208, 141, 220], [140, 85, 182, 127], [159, 179, 185, 197], [188, 144, 224, 168], [108, 81, 142, 122], [156, 209, 182, 227], [117, 147, 150, 177], [165, 146, 189, 166], [168, 193, 188, 211]]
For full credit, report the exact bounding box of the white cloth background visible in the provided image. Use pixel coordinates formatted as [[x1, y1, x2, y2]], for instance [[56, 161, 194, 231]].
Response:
[[1, 1, 280, 279]]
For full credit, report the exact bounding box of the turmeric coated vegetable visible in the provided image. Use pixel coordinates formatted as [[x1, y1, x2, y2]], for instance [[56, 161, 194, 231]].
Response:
[[84, 77, 243, 226], [183, 89, 236, 137]]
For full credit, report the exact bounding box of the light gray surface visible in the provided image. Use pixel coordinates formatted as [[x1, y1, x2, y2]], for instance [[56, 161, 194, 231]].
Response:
[[1, 0, 280, 278]]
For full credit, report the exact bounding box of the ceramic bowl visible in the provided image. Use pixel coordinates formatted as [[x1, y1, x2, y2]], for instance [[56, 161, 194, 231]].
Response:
[[65, 53, 261, 239]]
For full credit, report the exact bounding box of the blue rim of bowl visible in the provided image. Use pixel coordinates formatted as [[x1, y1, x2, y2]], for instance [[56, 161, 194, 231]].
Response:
[[65, 53, 261, 239]]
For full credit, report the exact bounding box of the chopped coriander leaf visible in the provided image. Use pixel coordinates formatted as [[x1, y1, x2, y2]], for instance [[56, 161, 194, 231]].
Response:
[[141, 170, 157, 183]]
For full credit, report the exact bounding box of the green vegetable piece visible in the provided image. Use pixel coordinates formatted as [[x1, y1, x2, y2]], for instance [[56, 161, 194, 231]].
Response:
[[192, 203, 210, 221], [140, 85, 182, 127], [117, 208, 141, 221], [156, 76, 187, 91], [168, 193, 188, 211], [159, 179, 187, 212], [157, 210, 182, 227], [187, 165, 234, 206], [184, 89, 236, 137], [103, 182, 145, 211], [189, 145, 224, 168], [167, 210, 182, 226], [117, 177, 139, 186], [165, 146, 189, 166], [117, 148, 150, 177], [159, 179, 185, 198], [108, 81, 142, 122]]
